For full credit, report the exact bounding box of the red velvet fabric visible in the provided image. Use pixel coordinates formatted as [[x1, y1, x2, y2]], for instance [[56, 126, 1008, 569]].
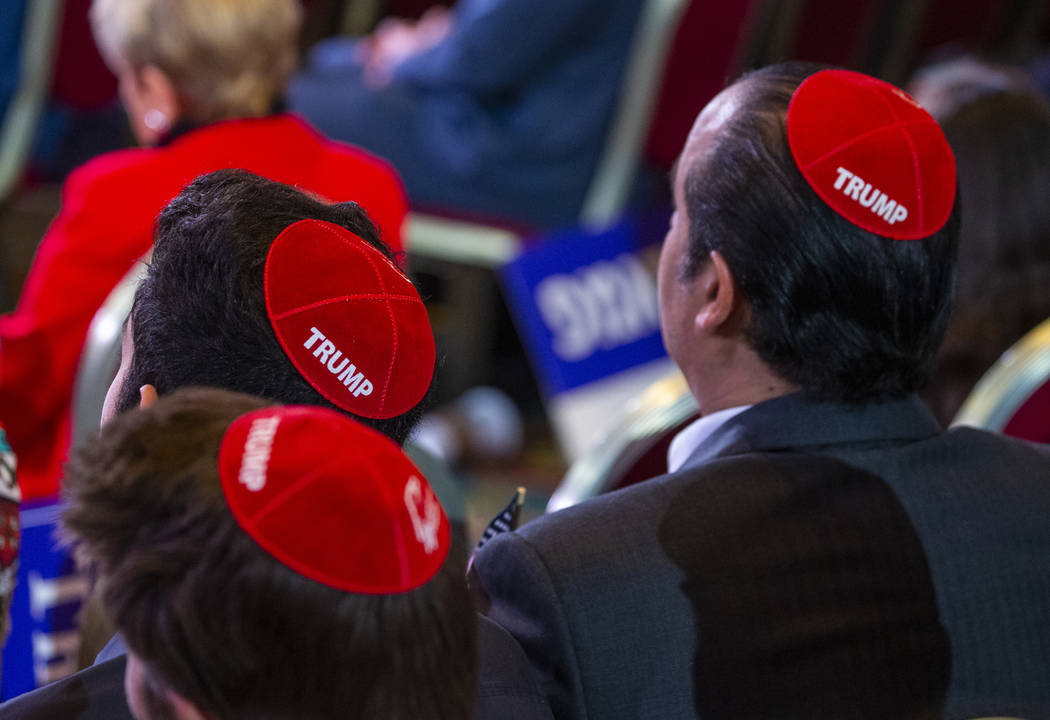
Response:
[[787, 69, 956, 240], [219, 405, 449, 594], [913, 0, 1009, 59], [644, 1, 760, 172], [789, 0, 880, 68], [50, 0, 118, 111], [1003, 379, 1050, 445], [0, 114, 408, 500], [265, 219, 434, 420]]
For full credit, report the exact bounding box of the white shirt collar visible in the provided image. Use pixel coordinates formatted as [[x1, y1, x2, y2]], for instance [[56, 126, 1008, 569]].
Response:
[[667, 404, 751, 473]]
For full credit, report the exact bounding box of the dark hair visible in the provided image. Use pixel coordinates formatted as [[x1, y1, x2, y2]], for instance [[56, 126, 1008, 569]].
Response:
[[119, 169, 428, 443], [63, 387, 477, 720], [680, 62, 960, 404], [914, 61, 1050, 421]]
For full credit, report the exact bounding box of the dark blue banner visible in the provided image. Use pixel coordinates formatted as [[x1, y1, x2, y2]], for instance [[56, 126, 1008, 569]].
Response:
[[501, 216, 668, 396], [2, 497, 88, 700]]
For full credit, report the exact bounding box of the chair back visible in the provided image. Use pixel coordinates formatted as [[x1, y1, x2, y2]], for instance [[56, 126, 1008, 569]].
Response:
[[548, 370, 696, 512], [643, 0, 772, 173], [578, 0, 690, 228], [952, 317, 1050, 443], [910, 0, 1029, 59], [0, 0, 62, 204], [49, 0, 118, 112], [779, 0, 884, 70], [872, 0, 1042, 83], [71, 253, 150, 446], [409, 0, 695, 263]]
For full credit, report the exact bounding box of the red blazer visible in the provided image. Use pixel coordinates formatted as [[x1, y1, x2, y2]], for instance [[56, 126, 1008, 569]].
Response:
[[0, 114, 408, 500]]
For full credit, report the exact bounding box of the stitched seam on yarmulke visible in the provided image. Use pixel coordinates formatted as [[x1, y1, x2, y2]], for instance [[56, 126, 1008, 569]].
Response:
[[318, 219, 399, 415], [363, 448, 413, 590], [898, 125, 924, 234], [358, 249, 398, 416], [874, 89, 925, 234], [800, 119, 931, 171], [272, 294, 421, 321], [247, 463, 330, 527], [330, 218, 413, 284], [897, 123, 925, 235], [265, 223, 369, 415], [264, 231, 322, 408]]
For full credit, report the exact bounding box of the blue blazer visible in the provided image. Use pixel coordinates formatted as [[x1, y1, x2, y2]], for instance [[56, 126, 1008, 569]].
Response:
[[289, 0, 644, 229]]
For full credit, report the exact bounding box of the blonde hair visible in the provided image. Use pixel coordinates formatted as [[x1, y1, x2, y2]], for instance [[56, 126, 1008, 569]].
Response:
[[91, 0, 302, 123]]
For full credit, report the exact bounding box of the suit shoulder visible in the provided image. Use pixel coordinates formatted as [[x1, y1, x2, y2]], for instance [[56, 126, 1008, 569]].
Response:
[[515, 473, 679, 548], [0, 657, 130, 719], [941, 425, 1050, 463]]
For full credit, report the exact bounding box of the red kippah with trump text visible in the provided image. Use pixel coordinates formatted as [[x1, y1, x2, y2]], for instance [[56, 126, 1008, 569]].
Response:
[[264, 219, 435, 419], [786, 69, 956, 240], [219, 405, 450, 594]]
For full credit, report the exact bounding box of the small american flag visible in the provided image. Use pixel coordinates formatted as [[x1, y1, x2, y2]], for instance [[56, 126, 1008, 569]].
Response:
[[474, 487, 525, 553]]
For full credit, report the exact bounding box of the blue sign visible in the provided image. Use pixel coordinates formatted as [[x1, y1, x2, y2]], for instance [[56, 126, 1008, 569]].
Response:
[[502, 216, 668, 396], [2, 497, 88, 701]]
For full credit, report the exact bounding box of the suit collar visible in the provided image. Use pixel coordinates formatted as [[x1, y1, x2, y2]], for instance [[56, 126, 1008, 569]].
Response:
[[679, 392, 942, 471]]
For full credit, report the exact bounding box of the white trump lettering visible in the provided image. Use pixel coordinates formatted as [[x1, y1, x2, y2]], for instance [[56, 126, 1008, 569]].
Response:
[[302, 327, 374, 398], [833, 167, 909, 225], [404, 476, 441, 553], [239, 416, 281, 491]]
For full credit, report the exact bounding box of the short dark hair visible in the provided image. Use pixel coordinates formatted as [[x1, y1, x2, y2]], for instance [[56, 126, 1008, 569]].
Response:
[[681, 62, 960, 403], [63, 387, 477, 720], [119, 169, 428, 443]]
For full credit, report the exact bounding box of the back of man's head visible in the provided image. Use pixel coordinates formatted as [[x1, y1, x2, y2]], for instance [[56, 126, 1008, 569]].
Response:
[[679, 62, 960, 403], [63, 387, 476, 720], [117, 169, 430, 442]]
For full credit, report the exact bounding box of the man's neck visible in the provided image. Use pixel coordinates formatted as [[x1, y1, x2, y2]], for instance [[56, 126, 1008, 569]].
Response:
[[686, 351, 797, 417], [695, 382, 794, 416]]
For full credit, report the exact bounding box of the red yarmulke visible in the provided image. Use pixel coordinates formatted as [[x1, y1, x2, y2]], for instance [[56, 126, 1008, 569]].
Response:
[[219, 405, 450, 594], [264, 219, 435, 419], [787, 69, 956, 240]]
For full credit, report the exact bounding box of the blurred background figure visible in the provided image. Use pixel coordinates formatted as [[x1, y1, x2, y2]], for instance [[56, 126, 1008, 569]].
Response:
[[289, 0, 644, 229], [0, 0, 408, 504], [412, 386, 525, 467], [910, 56, 1050, 424]]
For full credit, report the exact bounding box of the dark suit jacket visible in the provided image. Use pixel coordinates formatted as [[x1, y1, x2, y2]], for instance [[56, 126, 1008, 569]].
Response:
[[0, 616, 553, 720], [0, 657, 129, 719], [473, 393, 1050, 720]]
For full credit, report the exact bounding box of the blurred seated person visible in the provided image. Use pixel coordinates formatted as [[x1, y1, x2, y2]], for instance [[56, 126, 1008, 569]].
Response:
[[0, 0, 408, 502], [289, 0, 644, 229], [64, 387, 477, 720], [909, 57, 1050, 425]]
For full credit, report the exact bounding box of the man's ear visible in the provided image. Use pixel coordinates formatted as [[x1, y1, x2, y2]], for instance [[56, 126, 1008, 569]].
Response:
[[139, 384, 159, 409], [695, 250, 739, 332]]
